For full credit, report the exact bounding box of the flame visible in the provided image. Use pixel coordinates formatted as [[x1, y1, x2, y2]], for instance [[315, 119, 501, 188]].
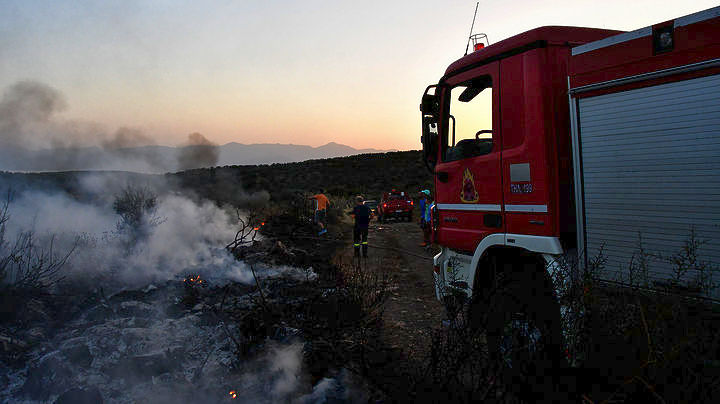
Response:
[[460, 168, 479, 203], [229, 390, 237, 399], [184, 275, 204, 285]]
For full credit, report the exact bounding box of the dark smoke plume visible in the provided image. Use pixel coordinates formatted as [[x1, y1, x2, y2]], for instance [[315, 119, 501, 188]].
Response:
[[0, 81, 67, 149], [102, 127, 157, 149], [177, 132, 219, 170], [0, 80, 219, 173]]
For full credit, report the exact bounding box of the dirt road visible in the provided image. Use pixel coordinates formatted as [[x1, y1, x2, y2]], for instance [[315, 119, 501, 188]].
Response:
[[335, 216, 446, 362]]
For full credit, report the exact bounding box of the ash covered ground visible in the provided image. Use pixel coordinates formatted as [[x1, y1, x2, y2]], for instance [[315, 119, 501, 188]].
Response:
[[0, 176, 381, 403]]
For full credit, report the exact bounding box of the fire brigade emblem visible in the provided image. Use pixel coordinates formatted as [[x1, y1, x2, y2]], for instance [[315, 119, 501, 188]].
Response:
[[460, 168, 479, 203]]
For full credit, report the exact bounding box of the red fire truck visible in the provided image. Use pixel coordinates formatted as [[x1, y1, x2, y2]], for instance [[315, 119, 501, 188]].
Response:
[[377, 189, 414, 223], [420, 6, 720, 371]]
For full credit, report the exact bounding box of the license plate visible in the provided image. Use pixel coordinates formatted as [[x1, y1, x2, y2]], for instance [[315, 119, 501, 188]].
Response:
[[396, 210, 403, 213]]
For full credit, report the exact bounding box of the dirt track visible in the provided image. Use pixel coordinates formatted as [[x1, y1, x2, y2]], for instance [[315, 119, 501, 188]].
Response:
[[334, 215, 445, 365]]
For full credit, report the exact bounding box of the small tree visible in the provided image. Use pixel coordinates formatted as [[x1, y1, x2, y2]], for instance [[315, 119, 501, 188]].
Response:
[[112, 185, 162, 242]]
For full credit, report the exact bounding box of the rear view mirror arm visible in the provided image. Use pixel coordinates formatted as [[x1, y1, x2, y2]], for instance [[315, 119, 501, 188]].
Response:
[[450, 115, 456, 146]]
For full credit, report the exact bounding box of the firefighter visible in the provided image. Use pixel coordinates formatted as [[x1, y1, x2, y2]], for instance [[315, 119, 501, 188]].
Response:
[[308, 190, 330, 235], [419, 189, 430, 246], [350, 195, 371, 258]]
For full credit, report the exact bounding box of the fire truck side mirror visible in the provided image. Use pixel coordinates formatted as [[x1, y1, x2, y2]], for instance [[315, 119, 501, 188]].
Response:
[[420, 93, 440, 115]]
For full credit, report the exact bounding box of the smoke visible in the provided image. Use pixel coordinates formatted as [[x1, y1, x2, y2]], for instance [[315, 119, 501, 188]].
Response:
[[0, 80, 220, 173], [223, 343, 364, 403], [102, 126, 157, 149], [0, 81, 68, 150], [177, 132, 220, 170], [1, 174, 281, 291], [0, 174, 372, 404]]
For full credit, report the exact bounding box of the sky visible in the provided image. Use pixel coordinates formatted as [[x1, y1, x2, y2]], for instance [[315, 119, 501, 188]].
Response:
[[1, 0, 717, 151]]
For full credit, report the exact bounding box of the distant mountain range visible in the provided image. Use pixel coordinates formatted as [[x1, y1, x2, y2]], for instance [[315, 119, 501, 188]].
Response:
[[217, 142, 392, 166], [0, 142, 395, 173]]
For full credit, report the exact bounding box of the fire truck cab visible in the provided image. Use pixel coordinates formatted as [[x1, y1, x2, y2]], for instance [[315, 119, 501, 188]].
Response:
[[421, 26, 621, 298], [421, 5, 720, 370]]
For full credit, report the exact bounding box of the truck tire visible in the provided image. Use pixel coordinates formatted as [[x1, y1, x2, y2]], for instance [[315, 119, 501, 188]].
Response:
[[407, 211, 413, 222], [471, 258, 568, 401]]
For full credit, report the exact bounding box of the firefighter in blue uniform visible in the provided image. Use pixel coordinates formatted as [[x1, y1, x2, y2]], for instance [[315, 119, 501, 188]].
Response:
[[350, 195, 372, 258]]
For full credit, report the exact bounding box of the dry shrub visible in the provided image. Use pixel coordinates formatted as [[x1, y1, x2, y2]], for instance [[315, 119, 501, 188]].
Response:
[[0, 193, 74, 293], [335, 257, 391, 324], [571, 232, 720, 403], [112, 185, 164, 245], [417, 230, 720, 403], [0, 192, 75, 329], [410, 261, 512, 403]]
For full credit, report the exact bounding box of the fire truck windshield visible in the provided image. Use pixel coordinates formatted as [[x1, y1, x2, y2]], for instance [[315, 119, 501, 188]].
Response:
[[443, 76, 493, 162]]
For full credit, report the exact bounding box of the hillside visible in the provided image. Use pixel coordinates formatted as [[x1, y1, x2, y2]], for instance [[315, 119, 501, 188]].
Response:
[[0, 150, 432, 205], [175, 150, 432, 204]]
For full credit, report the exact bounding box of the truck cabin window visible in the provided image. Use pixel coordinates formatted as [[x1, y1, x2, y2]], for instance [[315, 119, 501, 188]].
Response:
[[443, 76, 493, 162]]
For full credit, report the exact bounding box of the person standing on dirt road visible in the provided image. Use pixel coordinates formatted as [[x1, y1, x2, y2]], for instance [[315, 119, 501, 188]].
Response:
[[422, 191, 433, 247], [418, 190, 430, 246], [309, 191, 330, 235], [350, 195, 371, 258]]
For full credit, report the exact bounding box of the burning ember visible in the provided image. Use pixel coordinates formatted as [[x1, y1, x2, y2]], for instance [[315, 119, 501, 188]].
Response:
[[229, 390, 237, 399], [183, 275, 205, 286]]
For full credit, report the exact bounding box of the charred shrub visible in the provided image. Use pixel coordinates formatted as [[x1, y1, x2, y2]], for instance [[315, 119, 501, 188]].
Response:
[[112, 185, 163, 242], [544, 233, 720, 403], [0, 193, 74, 330], [412, 260, 504, 403], [336, 258, 390, 326], [0, 194, 72, 294], [577, 235, 720, 403], [301, 257, 392, 382]]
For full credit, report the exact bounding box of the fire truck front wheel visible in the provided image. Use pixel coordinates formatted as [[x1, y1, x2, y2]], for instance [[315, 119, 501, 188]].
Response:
[[481, 261, 567, 400]]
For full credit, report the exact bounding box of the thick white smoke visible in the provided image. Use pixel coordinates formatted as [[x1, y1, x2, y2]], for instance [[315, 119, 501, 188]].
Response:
[[1, 177, 291, 291]]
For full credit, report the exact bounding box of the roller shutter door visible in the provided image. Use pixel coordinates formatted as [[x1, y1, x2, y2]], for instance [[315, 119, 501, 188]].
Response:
[[578, 73, 720, 298]]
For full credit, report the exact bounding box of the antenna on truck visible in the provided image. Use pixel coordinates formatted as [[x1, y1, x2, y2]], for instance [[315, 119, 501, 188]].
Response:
[[464, 2, 480, 56]]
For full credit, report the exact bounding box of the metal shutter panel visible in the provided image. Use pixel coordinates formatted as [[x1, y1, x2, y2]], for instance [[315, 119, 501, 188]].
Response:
[[578, 73, 720, 298]]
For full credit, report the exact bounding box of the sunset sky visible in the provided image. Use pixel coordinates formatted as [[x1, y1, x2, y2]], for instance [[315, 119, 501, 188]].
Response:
[[1, 1, 717, 151]]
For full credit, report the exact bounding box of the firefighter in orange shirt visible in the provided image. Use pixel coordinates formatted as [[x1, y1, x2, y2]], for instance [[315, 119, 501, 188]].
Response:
[[308, 190, 330, 235]]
